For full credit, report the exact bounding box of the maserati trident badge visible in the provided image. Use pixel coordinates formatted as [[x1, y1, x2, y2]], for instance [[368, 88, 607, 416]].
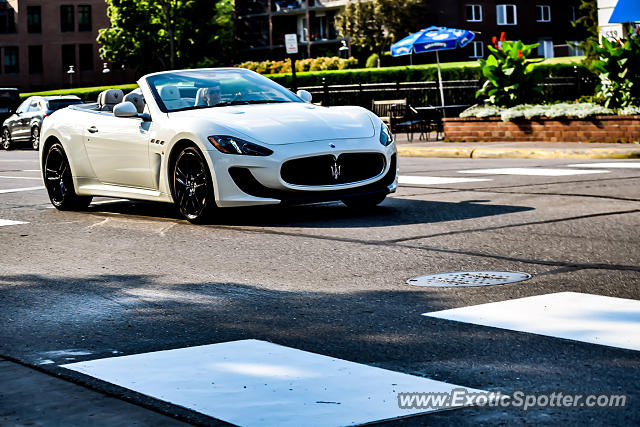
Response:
[[330, 158, 342, 181]]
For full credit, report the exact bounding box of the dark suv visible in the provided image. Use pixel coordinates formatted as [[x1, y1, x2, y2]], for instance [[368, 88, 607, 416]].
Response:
[[0, 88, 20, 126], [2, 95, 83, 150]]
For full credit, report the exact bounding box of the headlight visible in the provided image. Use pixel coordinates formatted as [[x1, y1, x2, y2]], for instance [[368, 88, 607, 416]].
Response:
[[208, 136, 273, 156], [380, 123, 394, 146]]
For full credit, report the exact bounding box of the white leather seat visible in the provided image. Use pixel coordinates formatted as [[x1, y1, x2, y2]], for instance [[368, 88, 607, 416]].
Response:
[[160, 85, 191, 110], [124, 89, 145, 114], [97, 89, 125, 112]]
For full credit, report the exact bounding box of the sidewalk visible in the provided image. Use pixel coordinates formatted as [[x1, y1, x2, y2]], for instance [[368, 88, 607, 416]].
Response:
[[395, 134, 640, 159], [0, 357, 189, 426]]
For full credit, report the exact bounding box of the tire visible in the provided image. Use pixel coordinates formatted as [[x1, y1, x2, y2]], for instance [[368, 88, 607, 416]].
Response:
[[31, 126, 40, 150], [44, 142, 92, 210], [341, 193, 387, 209], [2, 128, 11, 150], [172, 146, 215, 224]]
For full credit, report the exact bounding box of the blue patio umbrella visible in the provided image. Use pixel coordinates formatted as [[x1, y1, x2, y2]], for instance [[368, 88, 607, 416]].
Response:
[[391, 26, 475, 107], [609, 0, 640, 23]]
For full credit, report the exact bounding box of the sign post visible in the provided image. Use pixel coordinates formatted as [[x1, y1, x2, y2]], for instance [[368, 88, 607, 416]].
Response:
[[285, 33, 299, 92]]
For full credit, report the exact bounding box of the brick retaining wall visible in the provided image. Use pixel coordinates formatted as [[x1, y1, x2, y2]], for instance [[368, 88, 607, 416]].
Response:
[[443, 116, 640, 143]]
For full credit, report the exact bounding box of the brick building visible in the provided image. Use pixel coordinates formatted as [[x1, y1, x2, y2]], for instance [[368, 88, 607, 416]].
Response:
[[235, 0, 586, 62], [0, 0, 132, 92]]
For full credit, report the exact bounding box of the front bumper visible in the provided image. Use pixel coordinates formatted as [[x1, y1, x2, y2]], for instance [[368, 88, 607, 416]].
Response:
[[206, 137, 397, 207]]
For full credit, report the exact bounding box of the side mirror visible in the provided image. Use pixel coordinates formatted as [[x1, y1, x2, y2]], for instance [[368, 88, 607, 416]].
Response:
[[113, 101, 138, 118], [297, 90, 312, 103]]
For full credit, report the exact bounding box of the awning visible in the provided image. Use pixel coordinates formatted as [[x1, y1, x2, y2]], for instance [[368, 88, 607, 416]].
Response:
[[609, 0, 640, 23]]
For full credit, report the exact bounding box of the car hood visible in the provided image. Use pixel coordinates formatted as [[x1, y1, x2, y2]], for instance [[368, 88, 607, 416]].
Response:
[[169, 103, 376, 145]]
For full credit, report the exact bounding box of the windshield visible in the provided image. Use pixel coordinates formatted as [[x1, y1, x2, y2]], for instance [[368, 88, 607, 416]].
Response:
[[146, 69, 302, 112], [47, 99, 83, 111]]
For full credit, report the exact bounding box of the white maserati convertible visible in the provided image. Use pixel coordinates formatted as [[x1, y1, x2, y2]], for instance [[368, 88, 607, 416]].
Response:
[[40, 68, 397, 223]]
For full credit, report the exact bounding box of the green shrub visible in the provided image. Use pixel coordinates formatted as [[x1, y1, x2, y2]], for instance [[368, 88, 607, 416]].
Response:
[[237, 57, 359, 75], [21, 84, 138, 102], [460, 102, 618, 122], [590, 27, 640, 108], [365, 53, 379, 68], [476, 33, 545, 107]]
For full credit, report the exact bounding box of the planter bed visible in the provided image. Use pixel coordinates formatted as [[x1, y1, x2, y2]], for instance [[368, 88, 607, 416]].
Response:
[[443, 115, 640, 143]]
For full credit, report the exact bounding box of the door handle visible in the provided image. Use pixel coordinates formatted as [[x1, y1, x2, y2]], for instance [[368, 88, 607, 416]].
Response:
[[87, 126, 98, 134]]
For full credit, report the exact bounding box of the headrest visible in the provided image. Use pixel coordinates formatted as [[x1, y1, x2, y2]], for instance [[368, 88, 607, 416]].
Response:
[[195, 87, 222, 106], [160, 85, 180, 101], [97, 89, 124, 106], [124, 91, 145, 114]]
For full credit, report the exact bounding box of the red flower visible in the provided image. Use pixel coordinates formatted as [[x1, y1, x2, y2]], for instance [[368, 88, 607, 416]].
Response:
[[518, 49, 523, 58], [492, 36, 497, 46], [500, 32, 506, 42]]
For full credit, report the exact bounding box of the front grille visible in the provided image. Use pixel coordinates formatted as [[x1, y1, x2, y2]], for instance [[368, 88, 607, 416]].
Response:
[[228, 154, 396, 204], [280, 153, 385, 186]]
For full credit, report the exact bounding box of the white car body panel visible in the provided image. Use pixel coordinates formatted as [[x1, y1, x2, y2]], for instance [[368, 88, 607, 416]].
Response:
[[40, 68, 397, 209]]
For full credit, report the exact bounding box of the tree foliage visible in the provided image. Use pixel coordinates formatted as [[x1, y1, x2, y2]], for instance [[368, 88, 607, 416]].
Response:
[[572, 0, 598, 65], [335, 0, 434, 60], [98, 0, 234, 74]]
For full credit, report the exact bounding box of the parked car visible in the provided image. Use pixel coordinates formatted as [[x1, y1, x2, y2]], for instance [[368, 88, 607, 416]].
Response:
[[0, 88, 20, 126], [40, 68, 397, 223], [2, 95, 84, 150]]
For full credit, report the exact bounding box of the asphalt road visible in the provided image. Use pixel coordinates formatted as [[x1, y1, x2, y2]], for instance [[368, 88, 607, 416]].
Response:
[[0, 149, 638, 426]]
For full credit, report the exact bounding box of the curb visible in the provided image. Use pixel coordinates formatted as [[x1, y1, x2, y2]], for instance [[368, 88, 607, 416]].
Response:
[[397, 146, 640, 159]]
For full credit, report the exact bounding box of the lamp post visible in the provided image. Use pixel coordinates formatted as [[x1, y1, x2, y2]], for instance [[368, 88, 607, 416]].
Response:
[[67, 65, 75, 89]]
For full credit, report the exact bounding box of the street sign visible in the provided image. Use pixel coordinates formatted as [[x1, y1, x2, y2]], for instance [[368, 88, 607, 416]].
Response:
[[285, 34, 299, 54]]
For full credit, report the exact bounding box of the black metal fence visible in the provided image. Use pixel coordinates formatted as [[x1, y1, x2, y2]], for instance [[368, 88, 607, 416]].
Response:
[[295, 75, 597, 111]]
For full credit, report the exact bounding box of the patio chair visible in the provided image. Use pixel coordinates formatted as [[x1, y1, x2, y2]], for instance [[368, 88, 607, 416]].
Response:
[[389, 104, 425, 142], [371, 99, 407, 125], [417, 106, 444, 140]]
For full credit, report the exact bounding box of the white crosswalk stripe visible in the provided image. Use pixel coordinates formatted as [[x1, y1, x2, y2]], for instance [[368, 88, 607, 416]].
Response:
[[0, 186, 45, 194], [458, 168, 610, 176], [423, 292, 640, 352], [0, 176, 42, 180], [0, 219, 28, 227], [399, 175, 491, 185], [63, 339, 487, 426], [569, 162, 640, 168]]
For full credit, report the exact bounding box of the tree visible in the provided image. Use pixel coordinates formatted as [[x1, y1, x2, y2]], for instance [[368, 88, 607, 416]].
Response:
[[98, 0, 233, 73], [335, 0, 435, 64], [335, 0, 389, 64], [572, 0, 598, 65]]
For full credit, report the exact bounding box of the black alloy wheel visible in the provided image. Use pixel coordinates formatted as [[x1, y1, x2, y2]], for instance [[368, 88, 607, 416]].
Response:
[[44, 142, 92, 210], [341, 193, 387, 209], [31, 126, 40, 150], [2, 128, 11, 150], [173, 146, 215, 223]]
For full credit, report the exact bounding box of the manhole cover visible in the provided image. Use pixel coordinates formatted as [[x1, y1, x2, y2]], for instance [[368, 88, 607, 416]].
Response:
[[407, 271, 531, 287]]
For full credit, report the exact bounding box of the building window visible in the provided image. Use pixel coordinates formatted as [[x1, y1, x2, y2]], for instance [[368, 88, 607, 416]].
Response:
[[536, 5, 551, 22], [538, 38, 554, 58], [0, 9, 16, 34], [497, 4, 517, 25], [27, 6, 41, 33], [61, 5, 74, 32], [4, 47, 18, 73], [79, 44, 93, 71], [28, 45, 43, 74], [78, 5, 91, 32], [61, 44, 76, 72], [466, 4, 482, 22], [469, 41, 484, 58]]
